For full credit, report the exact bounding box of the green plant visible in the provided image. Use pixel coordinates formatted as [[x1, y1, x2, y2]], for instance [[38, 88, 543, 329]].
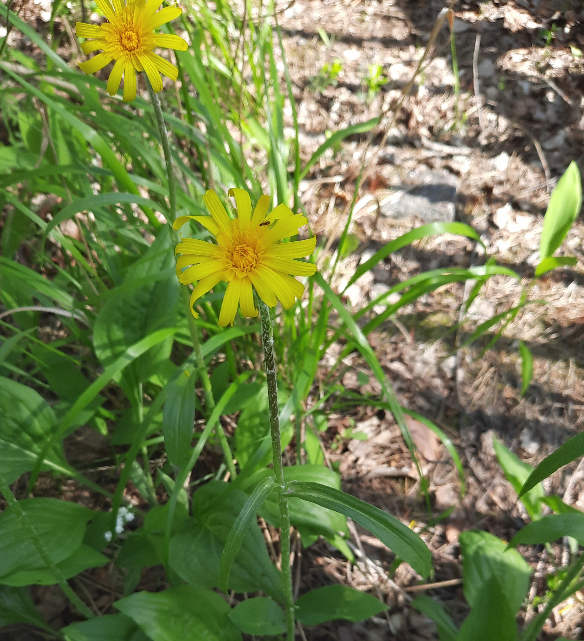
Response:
[[365, 63, 387, 101], [311, 58, 343, 91]]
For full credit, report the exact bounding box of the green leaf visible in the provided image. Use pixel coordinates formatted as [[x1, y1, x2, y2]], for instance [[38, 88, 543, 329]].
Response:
[[299, 117, 380, 181], [287, 481, 431, 578], [169, 482, 285, 602], [492, 436, 544, 521], [115, 586, 242, 641], [458, 577, 517, 641], [295, 585, 388, 626], [411, 595, 458, 641], [94, 228, 179, 404], [234, 386, 270, 468], [0, 377, 69, 483], [518, 340, 533, 397], [534, 255, 577, 277], [2, 544, 107, 586], [0, 498, 94, 580], [539, 161, 582, 260], [508, 513, 584, 547], [519, 431, 584, 497], [0, 585, 53, 631], [459, 530, 531, 616], [219, 476, 276, 593], [62, 614, 138, 641], [541, 495, 582, 515], [163, 369, 197, 467], [228, 598, 286, 636], [343, 223, 484, 293]]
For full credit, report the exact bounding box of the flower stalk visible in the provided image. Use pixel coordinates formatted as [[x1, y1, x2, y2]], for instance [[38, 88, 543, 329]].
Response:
[[147, 80, 236, 479], [256, 293, 295, 641]]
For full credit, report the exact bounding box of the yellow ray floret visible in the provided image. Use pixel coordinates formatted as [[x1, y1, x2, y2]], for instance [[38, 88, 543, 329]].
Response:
[[174, 189, 318, 327], [75, 0, 188, 102]]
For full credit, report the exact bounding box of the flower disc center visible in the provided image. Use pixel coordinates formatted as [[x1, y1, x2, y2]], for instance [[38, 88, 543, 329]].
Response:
[[231, 244, 259, 275], [120, 29, 140, 52]]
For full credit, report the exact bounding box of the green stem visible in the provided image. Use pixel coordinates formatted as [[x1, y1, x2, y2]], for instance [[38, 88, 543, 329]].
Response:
[[0, 474, 94, 619], [147, 81, 236, 480], [520, 552, 584, 641], [256, 295, 295, 641]]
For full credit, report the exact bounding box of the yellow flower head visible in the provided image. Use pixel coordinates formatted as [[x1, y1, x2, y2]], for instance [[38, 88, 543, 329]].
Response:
[[75, 0, 188, 102], [174, 189, 317, 327]]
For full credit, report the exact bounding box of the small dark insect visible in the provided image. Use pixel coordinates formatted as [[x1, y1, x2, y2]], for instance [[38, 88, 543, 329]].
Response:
[[259, 220, 271, 227]]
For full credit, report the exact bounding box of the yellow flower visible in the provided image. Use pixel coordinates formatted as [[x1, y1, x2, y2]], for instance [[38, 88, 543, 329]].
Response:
[[174, 189, 317, 327], [75, 0, 188, 102]]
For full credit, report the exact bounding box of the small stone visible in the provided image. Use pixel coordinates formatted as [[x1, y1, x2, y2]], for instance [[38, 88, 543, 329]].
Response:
[[478, 58, 496, 77], [440, 355, 457, 378], [493, 203, 513, 229], [493, 151, 510, 172], [520, 427, 539, 456], [542, 129, 567, 150], [453, 18, 470, 33]]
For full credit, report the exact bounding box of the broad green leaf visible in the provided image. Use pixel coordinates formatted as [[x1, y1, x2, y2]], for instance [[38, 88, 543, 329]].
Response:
[[228, 598, 286, 636], [287, 481, 431, 578], [535, 256, 577, 277], [508, 513, 584, 547], [458, 577, 517, 641], [169, 482, 285, 602], [63, 614, 138, 641], [541, 495, 582, 514], [411, 595, 458, 641], [115, 586, 242, 641], [0, 377, 69, 483], [460, 530, 531, 616], [295, 585, 388, 626], [163, 369, 197, 467], [492, 436, 544, 521], [94, 228, 179, 404], [0, 498, 94, 580], [234, 386, 270, 468], [0, 585, 53, 631], [519, 431, 584, 497], [2, 545, 107, 586], [540, 161, 582, 260], [518, 340, 533, 397], [219, 476, 276, 593]]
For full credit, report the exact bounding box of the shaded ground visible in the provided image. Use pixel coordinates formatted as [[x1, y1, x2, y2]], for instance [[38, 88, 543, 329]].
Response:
[[2, 1, 584, 640]]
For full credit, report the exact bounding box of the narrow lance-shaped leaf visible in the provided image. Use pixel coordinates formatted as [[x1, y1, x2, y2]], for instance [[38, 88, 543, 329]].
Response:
[[286, 481, 431, 578], [518, 340, 533, 397], [219, 476, 276, 593]]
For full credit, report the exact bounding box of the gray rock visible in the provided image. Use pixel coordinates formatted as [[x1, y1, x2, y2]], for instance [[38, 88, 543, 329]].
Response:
[[478, 58, 496, 78], [380, 167, 459, 223]]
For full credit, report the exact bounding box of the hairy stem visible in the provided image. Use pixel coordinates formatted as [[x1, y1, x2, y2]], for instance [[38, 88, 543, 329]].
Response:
[[256, 295, 295, 640]]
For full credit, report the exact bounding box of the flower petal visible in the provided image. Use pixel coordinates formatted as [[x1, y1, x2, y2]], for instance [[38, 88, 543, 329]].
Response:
[[203, 190, 231, 233], [123, 62, 137, 102], [179, 259, 226, 285], [76, 22, 103, 38], [239, 278, 257, 318], [249, 266, 278, 307], [148, 51, 179, 80], [137, 52, 162, 92], [78, 53, 112, 75], [269, 269, 305, 308], [263, 215, 307, 244], [107, 57, 125, 96], [219, 278, 242, 327], [228, 188, 252, 230], [144, 6, 182, 30], [94, 0, 116, 21], [175, 238, 221, 256], [81, 39, 106, 54], [260, 256, 317, 277], [143, 0, 165, 22], [251, 194, 271, 225], [173, 215, 220, 236], [153, 33, 188, 51], [265, 203, 294, 222], [189, 271, 224, 318], [263, 237, 316, 259]]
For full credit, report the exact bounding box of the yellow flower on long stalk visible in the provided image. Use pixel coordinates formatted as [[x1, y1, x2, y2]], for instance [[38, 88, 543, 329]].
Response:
[[75, 0, 188, 102], [174, 189, 317, 327]]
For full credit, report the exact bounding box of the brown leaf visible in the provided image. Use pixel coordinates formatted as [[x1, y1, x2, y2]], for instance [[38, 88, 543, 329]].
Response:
[[404, 415, 440, 462]]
